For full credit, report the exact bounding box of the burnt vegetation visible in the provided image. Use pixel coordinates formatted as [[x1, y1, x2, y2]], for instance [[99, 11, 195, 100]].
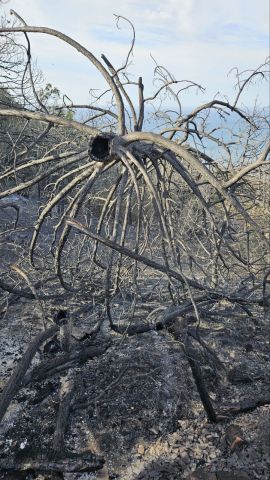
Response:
[[0, 10, 269, 480]]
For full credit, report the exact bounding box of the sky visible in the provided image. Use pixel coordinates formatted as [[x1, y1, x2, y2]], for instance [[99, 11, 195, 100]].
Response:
[[0, 0, 269, 110]]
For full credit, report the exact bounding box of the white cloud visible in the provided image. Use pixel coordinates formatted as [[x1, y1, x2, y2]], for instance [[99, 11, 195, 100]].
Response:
[[1, 0, 268, 107]]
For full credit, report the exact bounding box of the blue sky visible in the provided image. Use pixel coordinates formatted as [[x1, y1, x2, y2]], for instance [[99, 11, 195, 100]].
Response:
[[1, 0, 269, 108]]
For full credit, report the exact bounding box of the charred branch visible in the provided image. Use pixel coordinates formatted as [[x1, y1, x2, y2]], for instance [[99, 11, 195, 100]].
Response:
[[53, 373, 74, 454], [0, 325, 59, 423], [23, 342, 111, 385], [0, 451, 104, 473]]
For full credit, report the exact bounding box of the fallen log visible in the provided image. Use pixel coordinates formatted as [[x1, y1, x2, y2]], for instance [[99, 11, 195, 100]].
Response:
[[110, 297, 210, 336], [185, 336, 217, 423], [0, 324, 59, 423], [221, 393, 270, 416], [0, 450, 104, 473], [167, 316, 218, 422], [53, 372, 74, 454], [23, 342, 111, 385]]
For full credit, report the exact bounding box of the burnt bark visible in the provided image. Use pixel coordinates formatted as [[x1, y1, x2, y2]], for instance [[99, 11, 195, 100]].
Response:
[[23, 342, 111, 385], [185, 336, 217, 422], [0, 451, 104, 473], [52, 373, 74, 454], [88, 135, 115, 162], [0, 325, 59, 423]]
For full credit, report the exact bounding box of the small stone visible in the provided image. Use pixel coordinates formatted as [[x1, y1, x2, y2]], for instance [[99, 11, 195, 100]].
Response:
[[179, 451, 190, 463], [179, 446, 187, 454], [137, 444, 145, 455]]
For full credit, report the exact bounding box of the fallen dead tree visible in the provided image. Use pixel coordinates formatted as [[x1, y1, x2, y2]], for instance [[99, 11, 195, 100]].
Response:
[[0, 10, 269, 477]]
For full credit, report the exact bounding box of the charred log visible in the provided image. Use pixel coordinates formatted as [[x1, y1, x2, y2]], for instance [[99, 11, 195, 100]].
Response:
[[0, 325, 59, 424], [52, 373, 74, 454], [185, 336, 218, 423], [0, 450, 104, 473], [23, 342, 111, 385]]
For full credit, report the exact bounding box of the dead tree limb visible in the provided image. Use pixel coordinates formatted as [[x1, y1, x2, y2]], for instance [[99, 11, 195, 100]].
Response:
[[53, 372, 74, 454], [0, 108, 99, 136], [221, 393, 270, 417], [23, 342, 111, 385], [0, 324, 59, 423], [185, 336, 218, 423], [0, 24, 126, 133], [0, 451, 104, 473]]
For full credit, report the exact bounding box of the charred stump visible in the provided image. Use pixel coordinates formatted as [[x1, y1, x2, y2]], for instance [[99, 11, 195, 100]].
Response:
[[88, 135, 115, 163]]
